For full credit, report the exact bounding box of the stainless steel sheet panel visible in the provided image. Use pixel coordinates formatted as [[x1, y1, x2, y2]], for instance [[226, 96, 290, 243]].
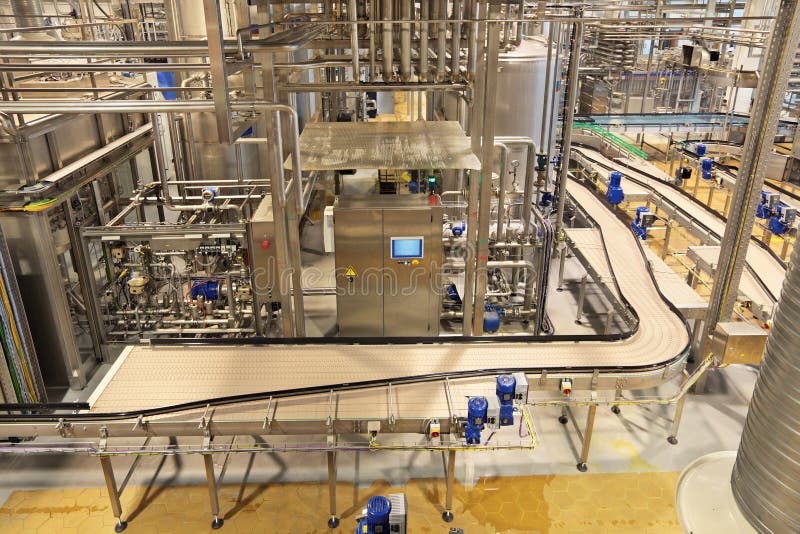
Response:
[[287, 121, 481, 171]]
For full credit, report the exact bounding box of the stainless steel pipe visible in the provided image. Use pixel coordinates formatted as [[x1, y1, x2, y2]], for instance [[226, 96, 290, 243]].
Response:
[[382, 0, 393, 80], [400, 0, 412, 81], [554, 13, 583, 239]]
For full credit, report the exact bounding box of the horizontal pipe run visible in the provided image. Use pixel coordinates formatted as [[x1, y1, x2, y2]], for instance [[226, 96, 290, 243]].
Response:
[[0, 63, 213, 72], [281, 82, 469, 92]]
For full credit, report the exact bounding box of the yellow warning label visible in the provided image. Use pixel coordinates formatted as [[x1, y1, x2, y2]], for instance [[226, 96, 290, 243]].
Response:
[[344, 265, 358, 278]]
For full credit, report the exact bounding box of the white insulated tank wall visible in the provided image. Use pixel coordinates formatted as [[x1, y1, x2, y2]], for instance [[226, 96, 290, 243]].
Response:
[[445, 37, 560, 152], [493, 37, 561, 151]]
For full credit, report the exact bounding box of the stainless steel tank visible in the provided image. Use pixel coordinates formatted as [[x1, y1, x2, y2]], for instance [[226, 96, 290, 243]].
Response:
[[444, 36, 559, 151], [493, 37, 560, 151]]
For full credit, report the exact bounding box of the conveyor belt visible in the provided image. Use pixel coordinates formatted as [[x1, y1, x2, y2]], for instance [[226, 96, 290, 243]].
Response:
[[677, 143, 800, 211], [641, 248, 707, 321], [87, 181, 689, 413], [574, 147, 786, 302]]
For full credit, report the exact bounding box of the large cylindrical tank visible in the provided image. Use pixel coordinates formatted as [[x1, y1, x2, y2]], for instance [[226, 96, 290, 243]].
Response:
[[493, 37, 560, 152], [445, 37, 560, 151], [731, 240, 800, 532], [443, 37, 560, 194]]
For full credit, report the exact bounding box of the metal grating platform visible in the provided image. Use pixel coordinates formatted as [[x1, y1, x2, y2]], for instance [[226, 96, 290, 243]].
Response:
[[286, 121, 481, 171]]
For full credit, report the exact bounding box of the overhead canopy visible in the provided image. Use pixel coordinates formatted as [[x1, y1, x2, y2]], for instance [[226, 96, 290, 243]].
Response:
[[286, 120, 481, 171]]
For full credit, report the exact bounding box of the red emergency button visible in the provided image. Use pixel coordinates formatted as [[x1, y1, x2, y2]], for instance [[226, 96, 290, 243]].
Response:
[[261, 239, 270, 250]]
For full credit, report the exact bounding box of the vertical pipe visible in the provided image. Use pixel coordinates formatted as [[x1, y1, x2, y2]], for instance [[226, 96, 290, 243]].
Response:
[[466, 0, 478, 82], [400, 0, 412, 81], [450, 0, 463, 81], [539, 22, 555, 154], [703, 0, 800, 342], [495, 142, 509, 242], [369, 0, 377, 81], [436, 0, 448, 81], [282, 110, 306, 337], [553, 12, 583, 239], [419, 0, 430, 82], [349, 0, 360, 82], [472, 2, 502, 335], [382, 0, 393, 80], [462, 0, 486, 336]]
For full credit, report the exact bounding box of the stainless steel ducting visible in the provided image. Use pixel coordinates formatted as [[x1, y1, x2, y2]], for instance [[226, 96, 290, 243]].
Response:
[[731, 242, 800, 532]]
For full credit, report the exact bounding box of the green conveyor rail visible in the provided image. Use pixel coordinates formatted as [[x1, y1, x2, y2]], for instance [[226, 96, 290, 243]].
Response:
[[574, 122, 649, 160]]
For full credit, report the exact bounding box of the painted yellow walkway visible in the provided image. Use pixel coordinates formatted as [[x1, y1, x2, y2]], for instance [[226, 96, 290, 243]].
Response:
[[0, 472, 681, 533]]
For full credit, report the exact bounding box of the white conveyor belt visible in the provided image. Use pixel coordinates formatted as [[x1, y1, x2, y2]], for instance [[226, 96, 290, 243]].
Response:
[[574, 147, 786, 302], [89, 182, 689, 413]]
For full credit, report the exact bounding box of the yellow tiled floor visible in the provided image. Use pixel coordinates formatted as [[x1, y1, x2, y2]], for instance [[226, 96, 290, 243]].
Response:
[[0, 472, 681, 533]]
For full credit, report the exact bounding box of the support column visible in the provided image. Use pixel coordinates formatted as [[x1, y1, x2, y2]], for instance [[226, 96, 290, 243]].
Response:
[[702, 0, 800, 350], [203, 453, 224, 529], [553, 9, 583, 239], [472, 2, 502, 335], [100, 456, 127, 532], [577, 405, 597, 472], [327, 451, 339, 528], [442, 449, 456, 522], [575, 274, 588, 323]]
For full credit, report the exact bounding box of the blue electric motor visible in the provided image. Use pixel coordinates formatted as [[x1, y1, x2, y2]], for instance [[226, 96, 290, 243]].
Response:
[[355, 496, 391, 534], [466, 396, 488, 445], [190, 280, 219, 300], [446, 283, 461, 303], [631, 206, 656, 240], [483, 310, 501, 333], [408, 181, 419, 194], [696, 143, 707, 157], [701, 157, 713, 180], [496, 374, 516, 403], [467, 396, 488, 427], [606, 171, 624, 205], [769, 205, 797, 235], [496, 374, 516, 426]]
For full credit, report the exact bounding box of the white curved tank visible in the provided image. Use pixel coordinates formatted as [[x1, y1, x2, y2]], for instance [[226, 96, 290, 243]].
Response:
[[493, 37, 560, 151]]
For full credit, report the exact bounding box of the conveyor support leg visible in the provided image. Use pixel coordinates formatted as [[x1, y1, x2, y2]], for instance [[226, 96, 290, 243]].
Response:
[[443, 449, 456, 522], [557, 246, 567, 290], [577, 405, 597, 472], [203, 453, 224, 529], [575, 274, 588, 323], [668, 392, 688, 445], [662, 224, 672, 260], [100, 456, 127, 532], [327, 451, 339, 528]]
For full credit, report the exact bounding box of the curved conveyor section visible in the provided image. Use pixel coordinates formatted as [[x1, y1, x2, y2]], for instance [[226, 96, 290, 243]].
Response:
[[80, 181, 690, 415], [573, 146, 787, 302]]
